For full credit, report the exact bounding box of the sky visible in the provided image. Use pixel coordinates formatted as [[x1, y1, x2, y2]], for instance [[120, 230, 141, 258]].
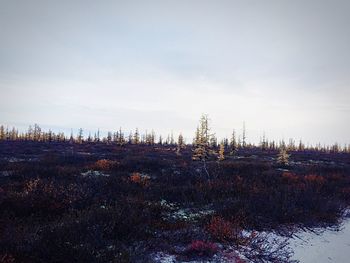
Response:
[[0, 0, 349, 145]]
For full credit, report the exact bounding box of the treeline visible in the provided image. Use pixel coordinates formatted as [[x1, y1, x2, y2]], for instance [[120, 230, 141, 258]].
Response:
[[0, 124, 170, 146], [0, 115, 349, 154]]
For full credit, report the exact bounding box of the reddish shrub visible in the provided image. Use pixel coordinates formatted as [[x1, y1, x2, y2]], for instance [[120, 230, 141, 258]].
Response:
[[130, 172, 150, 186], [305, 174, 325, 185], [185, 240, 218, 257], [24, 178, 41, 194], [94, 159, 116, 170], [329, 173, 342, 181], [282, 172, 299, 182], [207, 216, 236, 242]]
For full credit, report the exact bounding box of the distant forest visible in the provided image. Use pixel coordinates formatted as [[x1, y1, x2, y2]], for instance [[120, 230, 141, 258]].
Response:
[[0, 115, 348, 154]]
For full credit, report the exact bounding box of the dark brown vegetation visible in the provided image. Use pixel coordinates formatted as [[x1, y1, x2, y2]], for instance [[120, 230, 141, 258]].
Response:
[[0, 140, 350, 262]]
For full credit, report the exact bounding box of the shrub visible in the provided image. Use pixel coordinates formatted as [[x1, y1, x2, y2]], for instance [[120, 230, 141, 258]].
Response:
[[130, 172, 150, 186], [185, 240, 218, 257], [305, 174, 325, 185], [94, 159, 116, 170], [282, 172, 299, 183], [207, 216, 241, 243], [24, 178, 41, 194]]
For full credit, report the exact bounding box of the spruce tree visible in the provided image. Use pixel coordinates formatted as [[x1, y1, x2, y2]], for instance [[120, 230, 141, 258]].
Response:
[[77, 128, 84, 144], [178, 133, 185, 148], [277, 146, 290, 166], [192, 114, 211, 161], [133, 128, 140, 144], [0, 125, 5, 140], [229, 129, 237, 155]]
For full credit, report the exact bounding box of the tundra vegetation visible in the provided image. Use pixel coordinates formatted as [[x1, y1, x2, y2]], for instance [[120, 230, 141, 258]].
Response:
[[0, 116, 349, 262]]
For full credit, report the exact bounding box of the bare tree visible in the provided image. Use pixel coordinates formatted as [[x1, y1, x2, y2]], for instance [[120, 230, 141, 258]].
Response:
[[242, 122, 246, 148]]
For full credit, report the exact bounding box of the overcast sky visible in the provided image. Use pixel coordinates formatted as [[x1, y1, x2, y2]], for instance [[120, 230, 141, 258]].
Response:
[[0, 0, 349, 145]]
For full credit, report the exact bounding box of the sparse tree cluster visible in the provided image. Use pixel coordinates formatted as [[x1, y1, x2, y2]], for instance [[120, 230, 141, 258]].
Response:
[[0, 120, 348, 155]]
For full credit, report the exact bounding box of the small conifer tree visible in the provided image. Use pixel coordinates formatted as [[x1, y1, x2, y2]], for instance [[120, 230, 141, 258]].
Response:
[[133, 128, 140, 144], [229, 129, 237, 155], [277, 146, 290, 165], [193, 114, 214, 161], [218, 142, 225, 161], [0, 125, 5, 140]]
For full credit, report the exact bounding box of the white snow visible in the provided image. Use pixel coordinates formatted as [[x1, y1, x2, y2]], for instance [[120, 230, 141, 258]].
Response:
[[80, 170, 110, 177], [290, 218, 350, 262]]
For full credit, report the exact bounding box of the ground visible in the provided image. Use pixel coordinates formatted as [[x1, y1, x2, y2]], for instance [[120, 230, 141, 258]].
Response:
[[1, 141, 349, 262]]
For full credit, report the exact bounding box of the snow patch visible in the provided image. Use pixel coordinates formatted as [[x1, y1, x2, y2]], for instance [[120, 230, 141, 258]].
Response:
[[81, 170, 110, 177]]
